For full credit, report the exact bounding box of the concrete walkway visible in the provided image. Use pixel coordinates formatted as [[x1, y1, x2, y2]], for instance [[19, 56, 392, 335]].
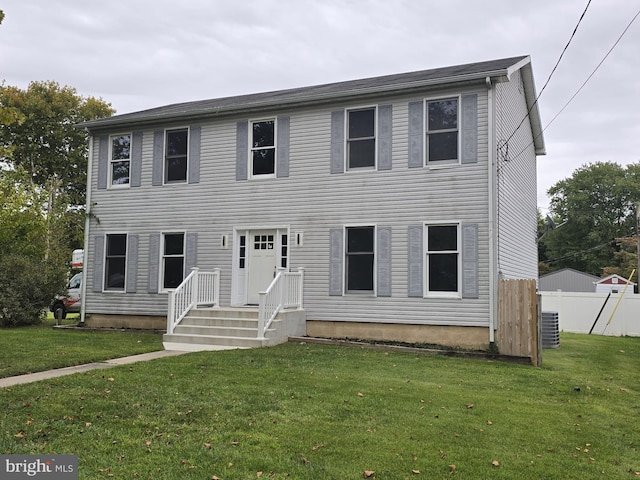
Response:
[[0, 350, 188, 388]]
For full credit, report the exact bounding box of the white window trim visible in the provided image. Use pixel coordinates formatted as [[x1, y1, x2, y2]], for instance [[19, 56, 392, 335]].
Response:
[[424, 95, 461, 168], [160, 231, 186, 292], [249, 118, 277, 180], [163, 126, 190, 185], [108, 133, 132, 189], [103, 232, 128, 293], [345, 105, 378, 172], [424, 221, 461, 298], [344, 224, 377, 296]]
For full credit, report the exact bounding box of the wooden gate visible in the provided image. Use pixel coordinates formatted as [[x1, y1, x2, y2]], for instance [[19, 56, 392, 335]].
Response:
[[497, 278, 541, 365]]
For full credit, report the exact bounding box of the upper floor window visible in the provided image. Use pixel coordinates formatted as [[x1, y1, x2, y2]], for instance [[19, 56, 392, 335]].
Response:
[[251, 120, 276, 177], [426, 98, 458, 164], [426, 224, 459, 296], [346, 226, 375, 293], [110, 134, 131, 186], [162, 232, 185, 289], [347, 107, 376, 169], [165, 128, 188, 183], [105, 234, 127, 291]]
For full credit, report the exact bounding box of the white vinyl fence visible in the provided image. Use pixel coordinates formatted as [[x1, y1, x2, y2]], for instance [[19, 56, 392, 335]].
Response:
[[540, 291, 640, 337]]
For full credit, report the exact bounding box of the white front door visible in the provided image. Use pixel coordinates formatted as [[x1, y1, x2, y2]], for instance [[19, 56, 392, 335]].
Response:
[[247, 231, 277, 304]]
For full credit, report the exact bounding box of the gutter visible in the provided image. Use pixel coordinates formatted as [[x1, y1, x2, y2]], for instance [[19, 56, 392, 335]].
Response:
[[486, 76, 497, 347], [79, 129, 92, 325]]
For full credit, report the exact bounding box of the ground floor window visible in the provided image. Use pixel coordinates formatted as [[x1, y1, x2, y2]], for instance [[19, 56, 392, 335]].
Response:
[[426, 224, 459, 294], [105, 234, 127, 290], [162, 233, 185, 289], [346, 226, 375, 292]]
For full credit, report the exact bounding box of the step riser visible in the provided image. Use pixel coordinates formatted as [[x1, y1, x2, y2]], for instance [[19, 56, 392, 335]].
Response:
[[163, 334, 273, 348], [189, 308, 261, 320], [174, 326, 272, 338], [181, 317, 262, 328]]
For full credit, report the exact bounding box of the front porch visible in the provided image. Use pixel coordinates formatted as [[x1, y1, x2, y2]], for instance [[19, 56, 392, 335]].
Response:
[[162, 267, 306, 351]]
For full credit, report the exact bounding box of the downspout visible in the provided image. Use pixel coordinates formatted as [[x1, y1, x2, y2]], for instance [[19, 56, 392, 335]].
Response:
[[79, 129, 93, 325], [486, 76, 497, 347]]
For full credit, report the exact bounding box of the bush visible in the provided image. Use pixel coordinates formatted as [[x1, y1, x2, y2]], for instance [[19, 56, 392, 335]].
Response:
[[0, 254, 67, 327]]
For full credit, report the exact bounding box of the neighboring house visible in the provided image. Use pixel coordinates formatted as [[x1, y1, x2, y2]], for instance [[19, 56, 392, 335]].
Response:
[[595, 274, 636, 295], [79, 55, 545, 353], [539, 268, 599, 293]]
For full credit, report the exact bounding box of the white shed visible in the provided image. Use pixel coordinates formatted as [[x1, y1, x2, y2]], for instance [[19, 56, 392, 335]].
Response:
[[595, 274, 636, 295]]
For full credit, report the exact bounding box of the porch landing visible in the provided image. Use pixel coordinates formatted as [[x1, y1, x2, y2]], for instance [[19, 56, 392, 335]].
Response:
[[163, 307, 306, 352]]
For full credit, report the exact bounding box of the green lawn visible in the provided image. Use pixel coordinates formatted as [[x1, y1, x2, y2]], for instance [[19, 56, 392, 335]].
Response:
[[0, 316, 163, 378], [0, 333, 638, 479]]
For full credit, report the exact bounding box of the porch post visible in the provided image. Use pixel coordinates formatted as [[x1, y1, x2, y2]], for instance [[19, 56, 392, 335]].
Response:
[[190, 267, 199, 309], [213, 267, 221, 306], [297, 267, 305, 309]]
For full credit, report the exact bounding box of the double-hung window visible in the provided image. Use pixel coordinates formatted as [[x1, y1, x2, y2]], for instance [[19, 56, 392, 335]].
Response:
[[347, 107, 376, 169], [426, 224, 459, 295], [165, 128, 188, 183], [109, 134, 131, 186], [426, 98, 459, 164], [162, 233, 185, 289], [345, 226, 375, 293], [251, 119, 276, 176], [104, 234, 127, 291]]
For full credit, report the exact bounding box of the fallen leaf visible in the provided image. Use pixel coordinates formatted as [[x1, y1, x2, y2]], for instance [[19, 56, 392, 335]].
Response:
[[449, 464, 457, 471], [211, 476, 221, 480], [256, 472, 263, 477], [487, 420, 493, 425], [14, 432, 25, 439], [108, 377, 115, 382], [204, 443, 212, 449], [412, 469, 420, 474], [492, 460, 500, 467], [363, 471, 375, 478], [357, 392, 364, 397], [466, 403, 474, 409]]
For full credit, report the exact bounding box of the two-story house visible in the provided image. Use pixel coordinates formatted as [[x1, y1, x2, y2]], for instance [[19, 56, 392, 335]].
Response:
[[78, 55, 545, 354]]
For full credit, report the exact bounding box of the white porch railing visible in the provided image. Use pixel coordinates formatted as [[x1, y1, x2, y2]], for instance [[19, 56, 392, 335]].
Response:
[[258, 267, 304, 339], [167, 268, 220, 334]]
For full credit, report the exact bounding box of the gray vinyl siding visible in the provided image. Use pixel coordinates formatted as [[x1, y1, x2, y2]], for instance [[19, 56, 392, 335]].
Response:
[[494, 70, 538, 279], [84, 87, 491, 326]]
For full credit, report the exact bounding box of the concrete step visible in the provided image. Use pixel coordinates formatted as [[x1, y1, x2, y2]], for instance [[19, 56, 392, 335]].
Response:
[[181, 316, 261, 329], [163, 333, 273, 350], [173, 324, 274, 338]]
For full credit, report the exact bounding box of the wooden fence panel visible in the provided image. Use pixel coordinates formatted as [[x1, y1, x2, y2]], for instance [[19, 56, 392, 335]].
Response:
[[498, 279, 541, 365]]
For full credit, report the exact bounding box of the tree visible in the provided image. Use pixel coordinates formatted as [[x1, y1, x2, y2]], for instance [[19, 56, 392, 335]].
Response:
[[541, 162, 640, 277], [0, 166, 67, 326], [0, 81, 114, 207]]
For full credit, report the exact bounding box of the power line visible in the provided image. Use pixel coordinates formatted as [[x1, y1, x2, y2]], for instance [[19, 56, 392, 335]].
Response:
[[501, 0, 593, 148], [509, 7, 640, 163]]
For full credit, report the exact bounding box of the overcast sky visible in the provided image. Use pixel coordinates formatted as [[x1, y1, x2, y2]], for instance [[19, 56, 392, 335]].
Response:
[[2, 0, 639, 211]]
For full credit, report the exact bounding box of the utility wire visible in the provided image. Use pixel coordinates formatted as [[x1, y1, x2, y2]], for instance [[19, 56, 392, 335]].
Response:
[[501, 0, 592, 148], [509, 7, 640, 163]]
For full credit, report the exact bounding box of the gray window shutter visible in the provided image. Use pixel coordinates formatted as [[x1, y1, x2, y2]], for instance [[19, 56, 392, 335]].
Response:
[[148, 233, 160, 294], [152, 131, 164, 186], [92, 235, 105, 292], [461, 223, 479, 298], [131, 131, 143, 187], [329, 228, 343, 295], [330, 111, 345, 174], [276, 116, 290, 178], [188, 125, 201, 184], [408, 101, 424, 168], [461, 94, 478, 164], [97, 136, 108, 189], [126, 234, 139, 293], [377, 226, 392, 296], [185, 232, 198, 272], [407, 225, 423, 297], [236, 121, 248, 181], [378, 104, 393, 171]]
